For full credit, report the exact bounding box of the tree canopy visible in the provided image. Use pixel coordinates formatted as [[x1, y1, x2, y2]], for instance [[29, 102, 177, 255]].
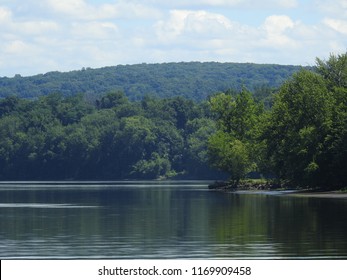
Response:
[[0, 62, 303, 101], [207, 53, 347, 189], [0, 92, 223, 180], [0, 54, 346, 189]]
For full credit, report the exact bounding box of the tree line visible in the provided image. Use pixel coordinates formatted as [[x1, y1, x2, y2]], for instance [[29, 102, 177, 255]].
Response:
[[0, 91, 224, 180], [0, 53, 346, 189], [0, 62, 302, 101], [208, 53, 346, 189]]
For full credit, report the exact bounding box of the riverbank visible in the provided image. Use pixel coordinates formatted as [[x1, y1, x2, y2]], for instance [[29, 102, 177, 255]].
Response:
[[208, 179, 282, 191], [288, 190, 347, 199], [208, 180, 347, 199]]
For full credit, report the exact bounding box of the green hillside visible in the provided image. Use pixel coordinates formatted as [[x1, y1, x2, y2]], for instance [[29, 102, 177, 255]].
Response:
[[0, 53, 346, 187], [0, 62, 303, 101]]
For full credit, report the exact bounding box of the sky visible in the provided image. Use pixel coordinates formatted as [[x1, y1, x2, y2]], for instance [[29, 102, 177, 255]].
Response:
[[0, 0, 346, 77]]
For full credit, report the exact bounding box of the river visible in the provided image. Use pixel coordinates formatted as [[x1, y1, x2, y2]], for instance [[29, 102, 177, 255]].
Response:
[[0, 181, 347, 259]]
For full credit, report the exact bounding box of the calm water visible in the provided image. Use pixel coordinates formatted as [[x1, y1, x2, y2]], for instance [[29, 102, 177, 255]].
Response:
[[0, 181, 347, 259]]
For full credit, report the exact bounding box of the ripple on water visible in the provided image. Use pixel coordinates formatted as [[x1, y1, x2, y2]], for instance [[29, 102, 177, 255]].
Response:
[[0, 203, 98, 208]]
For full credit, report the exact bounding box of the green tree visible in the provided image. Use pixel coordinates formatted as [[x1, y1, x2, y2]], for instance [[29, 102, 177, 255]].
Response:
[[185, 118, 218, 177], [314, 53, 347, 187], [316, 53, 347, 89], [132, 152, 171, 179], [207, 88, 262, 182], [96, 90, 129, 109], [208, 131, 252, 182], [263, 69, 334, 187]]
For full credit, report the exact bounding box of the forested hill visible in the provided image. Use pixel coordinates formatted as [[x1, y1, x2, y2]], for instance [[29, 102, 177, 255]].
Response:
[[0, 62, 303, 101]]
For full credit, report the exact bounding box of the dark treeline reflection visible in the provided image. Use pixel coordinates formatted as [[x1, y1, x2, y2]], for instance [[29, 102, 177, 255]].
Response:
[[1, 182, 347, 259]]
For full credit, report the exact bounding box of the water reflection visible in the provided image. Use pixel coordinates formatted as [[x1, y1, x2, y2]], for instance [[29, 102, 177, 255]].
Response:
[[0, 181, 347, 259]]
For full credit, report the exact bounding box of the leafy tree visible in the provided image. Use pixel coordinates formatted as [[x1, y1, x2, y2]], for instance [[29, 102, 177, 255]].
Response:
[[185, 118, 218, 177], [0, 62, 302, 101], [96, 90, 129, 109], [263, 68, 338, 187], [208, 131, 252, 182], [152, 119, 184, 173], [314, 53, 347, 187], [316, 53, 347, 89], [132, 152, 171, 179], [207, 88, 262, 182], [1, 55, 344, 186], [0, 96, 24, 117], [208, 92, 235, 133]]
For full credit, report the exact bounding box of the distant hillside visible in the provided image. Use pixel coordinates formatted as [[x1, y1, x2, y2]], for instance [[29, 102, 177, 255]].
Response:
[[0, 62, 304, 101]]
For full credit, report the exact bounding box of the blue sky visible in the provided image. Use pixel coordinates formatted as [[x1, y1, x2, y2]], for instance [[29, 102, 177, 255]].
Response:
[[0, 0, 346, 77]]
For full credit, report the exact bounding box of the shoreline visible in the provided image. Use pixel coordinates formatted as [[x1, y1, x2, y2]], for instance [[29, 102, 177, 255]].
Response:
[[287, 191, 347, 199], [208, 180, 347, 199]]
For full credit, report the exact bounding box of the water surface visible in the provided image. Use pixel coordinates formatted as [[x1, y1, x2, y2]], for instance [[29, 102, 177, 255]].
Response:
[[1, 181, 347, 259]]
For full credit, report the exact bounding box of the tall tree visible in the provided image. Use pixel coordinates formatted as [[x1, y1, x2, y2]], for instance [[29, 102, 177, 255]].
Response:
[[263, 55, 347, 188], [207, 88, 262, 182]]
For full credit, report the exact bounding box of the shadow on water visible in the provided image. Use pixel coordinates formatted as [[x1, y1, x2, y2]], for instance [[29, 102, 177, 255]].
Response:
[[0, 181, 347, 259]]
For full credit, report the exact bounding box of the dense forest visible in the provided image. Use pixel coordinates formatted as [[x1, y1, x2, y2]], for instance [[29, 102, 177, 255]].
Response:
[[0, 54, 346, 189], [0, 62, 303, 101], [0, 92, 224, 180], [208, 53, 347, 189]]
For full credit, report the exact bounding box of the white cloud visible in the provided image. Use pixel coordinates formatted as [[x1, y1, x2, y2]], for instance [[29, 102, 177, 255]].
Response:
[[241, 0, 299, 9], [46, 0, 161, 20], [263, 15, 295, 34], [323, 18, 347, 35], [70, 21, 119, 40], [328, 40, 346, 54], [102, 2, 162, 19], [19, 21, 60, 36], [155, 10, 237, 42], [183, 0, 242, 6], [260, 15, 299, 48], [0, 6, 12, 22], [184, 10, 235, 34], [144, 0, 242, 7], [315, 0, 347, 18], [155, 11, 301, 51], [146, 0, 298, 9], [3, 40, 35, 55], [276, 0, 298, 9], [0, 0, 346, 77], [314, 0, 347, 56], [46, 0, 90, 18]]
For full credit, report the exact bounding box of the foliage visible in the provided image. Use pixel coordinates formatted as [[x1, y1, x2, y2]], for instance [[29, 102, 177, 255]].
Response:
[[207, 53, 347, 189], [0, 92, 220, 180], [263, 70, 332, 185], [0, 62, 302, 101], [262, 53, 347, 188], [0, 54, 346, 189], [207, 88, 262, 182]]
